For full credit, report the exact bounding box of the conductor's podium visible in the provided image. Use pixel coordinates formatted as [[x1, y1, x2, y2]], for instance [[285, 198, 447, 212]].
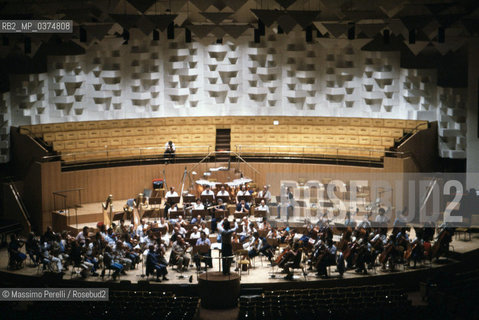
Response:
[[197, 271, 240, 309]]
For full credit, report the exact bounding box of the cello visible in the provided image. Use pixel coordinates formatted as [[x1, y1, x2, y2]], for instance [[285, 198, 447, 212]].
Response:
[[431, 228, 451, 259]]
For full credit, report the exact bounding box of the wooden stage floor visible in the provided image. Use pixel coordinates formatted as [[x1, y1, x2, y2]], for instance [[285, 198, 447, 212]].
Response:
[[1, 234, 478, 286]]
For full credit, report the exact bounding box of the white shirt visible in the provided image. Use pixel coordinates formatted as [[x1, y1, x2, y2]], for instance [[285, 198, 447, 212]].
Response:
[[237, 190, 247, 197], [190, 231, 201, 239], [165, 191, 178, 198], [164, 142, 176, 151], [200, 227, 210, 235], [258, 190, 271, 200], [257, 204, 269, 213], [217, 190, 230, 196], [136, 224, 147, 237], [201, 189, 215, 199], [193, 203, 205, 210], [375, 214, 389, 223], [168, 206, 178, 213]]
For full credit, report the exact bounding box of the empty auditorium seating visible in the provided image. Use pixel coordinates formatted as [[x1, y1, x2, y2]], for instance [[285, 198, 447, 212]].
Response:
[[238, 284, 412, 320], [19, 116, 428, 163], [0, 290, 200, 320]]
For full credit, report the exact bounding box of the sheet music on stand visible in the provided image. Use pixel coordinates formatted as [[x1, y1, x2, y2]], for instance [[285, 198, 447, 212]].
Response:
[[166, 196, 180, 205], [237, 195, 252, 203], [183, 195, 196, 203], [200, 195, 214, 204], [254, 197, 266, 205], [216, 195, 231, 204]]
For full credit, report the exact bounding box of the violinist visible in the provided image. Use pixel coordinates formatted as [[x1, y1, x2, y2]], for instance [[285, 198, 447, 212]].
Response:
[[193, 231, 212, 271], [247, 232, 261, 258], [136, 218, 148, 238], [146, 244, 168, 282], [115, 219, 127, 238], [76, 226, 90, 246], [212, 198, 226, 233], [170, 236, 190, 272], [190, 226, 201, 240]]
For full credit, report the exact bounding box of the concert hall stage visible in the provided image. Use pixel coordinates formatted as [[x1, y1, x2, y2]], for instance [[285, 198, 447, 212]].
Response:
[[1, 234, 478, 291]]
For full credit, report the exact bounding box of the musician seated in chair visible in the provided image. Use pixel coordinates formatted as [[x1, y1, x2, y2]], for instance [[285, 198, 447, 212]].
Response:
[[235, 199, 250, 214], [315, 239, 337, 278], [211, 198, 226, 233], [193, 231, 212, 271], [247, 232, 274, 262], [25, 232, 41, 267], [146, 245, 168, 282], [190, 226, 201, 240], [170, 236, 190, 272], [8, 234, 26, 270], [278, 241, 301, 280], [217, 185, 229, 197], [201, 185, 215, 200], [257, 185, 271, 203]]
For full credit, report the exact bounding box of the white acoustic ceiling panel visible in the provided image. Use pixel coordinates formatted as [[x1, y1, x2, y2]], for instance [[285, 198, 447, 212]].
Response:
[[3, 28, 468, 160], [437, 87, 467, 159]]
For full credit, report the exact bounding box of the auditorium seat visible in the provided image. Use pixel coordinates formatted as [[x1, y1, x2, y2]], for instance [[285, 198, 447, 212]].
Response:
[[20, 116, 428, 163]]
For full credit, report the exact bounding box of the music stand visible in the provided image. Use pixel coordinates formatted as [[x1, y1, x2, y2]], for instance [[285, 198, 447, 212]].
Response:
[[141, 209, 154, 220], [149, 197, 162, 205], [169, 210, 185, 220], [237, 195, 252, 203], [200, 195, 214, 204], [254, 210, 267, 218], [255, 198, 266, 205], [216, 195, 230, 204], [167, 196, 180, 205], [192, 209, 207, 218], [112, 211, 125, 221], [183, 195, 196, 204]]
